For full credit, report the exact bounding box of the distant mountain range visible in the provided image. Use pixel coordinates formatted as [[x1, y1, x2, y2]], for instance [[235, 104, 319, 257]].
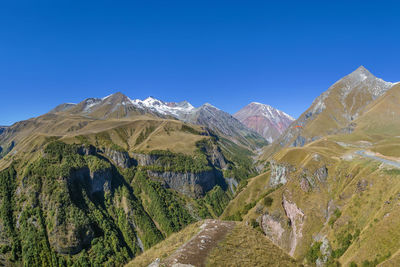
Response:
[[50, 93, 277, 150]]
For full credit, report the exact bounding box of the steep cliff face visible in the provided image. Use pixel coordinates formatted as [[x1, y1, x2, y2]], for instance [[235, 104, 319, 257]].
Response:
[[89, 168, 113, 194], [147, 170, 217, 198], [132, 141, 230, 198], [29, 163, 114, 256], [261, 213, 286, 247], [298, 165, 329, 192], [0, 141, 224, 265], [282, 196, 305, 256], [103, 148, 136, 169], [76, 145, 136, 169], [70, 167, 113, 196], [198, 142, 228, 170], [132, 153, 160, 166]]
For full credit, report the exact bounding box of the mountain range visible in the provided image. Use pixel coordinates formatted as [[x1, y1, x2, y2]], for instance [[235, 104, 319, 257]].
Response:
[[1, 66, 400, 266], [50, 93, 270, 150]]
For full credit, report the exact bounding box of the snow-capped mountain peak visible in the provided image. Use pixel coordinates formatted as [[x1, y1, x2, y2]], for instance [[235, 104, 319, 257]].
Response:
[[131, 96, 195, 116], [142, 96, 163, 106], [50, 92, 268, 148], [201, 103, 219, 110], [248, 102, 294, 121], [234, 102, 295, 142]]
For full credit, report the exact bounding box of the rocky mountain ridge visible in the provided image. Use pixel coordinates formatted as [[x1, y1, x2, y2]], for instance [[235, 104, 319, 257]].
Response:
[[51, 93, 268, 150], [263, 66, 399, 159]]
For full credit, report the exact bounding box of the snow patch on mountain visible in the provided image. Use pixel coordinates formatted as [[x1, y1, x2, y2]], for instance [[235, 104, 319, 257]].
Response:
[[250, 102, 294, 122], [101, 94, 113, 101], [83, 98, 102, 112], [130, 96, 195, 117]]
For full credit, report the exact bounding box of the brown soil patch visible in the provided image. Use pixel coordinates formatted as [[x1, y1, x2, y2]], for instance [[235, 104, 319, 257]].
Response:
[[162, 219, 235, 267]]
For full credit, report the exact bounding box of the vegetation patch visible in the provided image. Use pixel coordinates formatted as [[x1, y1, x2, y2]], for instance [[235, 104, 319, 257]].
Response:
[[133, 170, 195, 235], [383, 168, 400, 176], [143, 150, 212, 173], [332, 228, 360, 258], [203, 186, 231, 217], [135, 126, 156, 145], [181, 124, 202, 135], [306, 241, 322, 263], [328, 208, 342, 227], [219, 137, 257, 181]]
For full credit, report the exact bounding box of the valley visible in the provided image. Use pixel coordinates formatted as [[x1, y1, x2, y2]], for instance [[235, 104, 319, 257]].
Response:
[[1, 66, 400, 267]]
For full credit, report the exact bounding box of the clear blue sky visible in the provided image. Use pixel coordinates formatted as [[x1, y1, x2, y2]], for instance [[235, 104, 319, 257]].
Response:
[[1, 1, 399, 125]]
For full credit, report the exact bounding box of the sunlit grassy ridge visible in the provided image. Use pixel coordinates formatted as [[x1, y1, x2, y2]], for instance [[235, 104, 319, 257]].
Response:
[[126, 221, 204, 267], [126, 221, 297, 267], [206, 223, 297, 267]]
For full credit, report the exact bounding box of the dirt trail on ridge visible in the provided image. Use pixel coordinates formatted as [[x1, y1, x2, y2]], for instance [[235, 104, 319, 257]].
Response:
[[162, 219, 235, 267]]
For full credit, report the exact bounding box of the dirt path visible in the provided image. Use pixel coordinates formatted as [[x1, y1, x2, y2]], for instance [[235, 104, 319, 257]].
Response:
[[162, 219, 235, 267]]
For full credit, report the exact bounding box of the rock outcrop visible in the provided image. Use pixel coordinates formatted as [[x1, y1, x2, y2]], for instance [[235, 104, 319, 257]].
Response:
[[200, 144, 228, 170], [314, 166, 328, 183], [282, 196, 305, 256], [147, 170, 217, 198], [70, 167, 113, 196], [132, 153, 160, 166], [269, 161, 290, 187], [261, 213, 286, 246], [261, 195, 305, 257], [103, 148, 136, 168]]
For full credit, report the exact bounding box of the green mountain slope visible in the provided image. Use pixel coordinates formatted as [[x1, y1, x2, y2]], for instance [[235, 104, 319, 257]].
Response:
[[0, 99, 262, 266]]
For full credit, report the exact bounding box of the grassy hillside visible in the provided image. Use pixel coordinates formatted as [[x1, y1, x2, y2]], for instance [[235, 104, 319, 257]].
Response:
[[228, 129, 400, 266], [126, 220, 297, 267], [0, 139, 234, 266], [0, 105, 263, 266]]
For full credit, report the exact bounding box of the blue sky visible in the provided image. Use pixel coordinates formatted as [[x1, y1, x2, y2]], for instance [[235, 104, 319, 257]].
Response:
[[1, 1, 399, 125]]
